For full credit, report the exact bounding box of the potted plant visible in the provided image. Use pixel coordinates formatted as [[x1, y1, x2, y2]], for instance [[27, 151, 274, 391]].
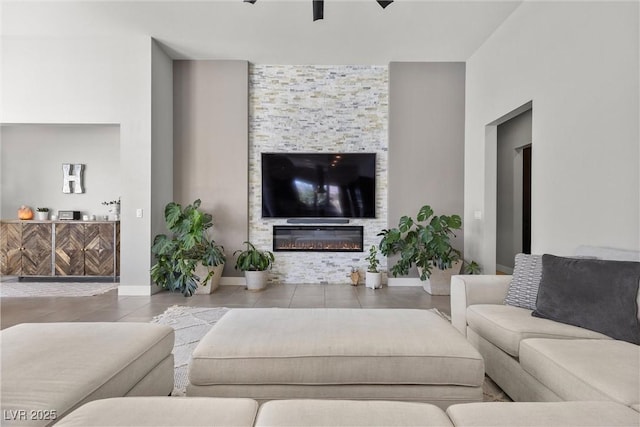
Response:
[[102, 198, 121, 218], [233, 241, 274, 291], [150, 199, 226, 297], [365, 245, 382, 289], [463, 260, 481, 275], [378, 204, 462, 295], [35, 207, 50, 221]]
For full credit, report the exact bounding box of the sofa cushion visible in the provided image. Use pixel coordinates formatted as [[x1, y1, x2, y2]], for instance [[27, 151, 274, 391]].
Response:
[[466, 304, 610, 357], [532, 255, 640, 345], [574, 245, 640, 262], [446, 401, 640, 426], [520, 338, 640, 407], [55, 397, 258, 426], [1, 323, 174, 425], [504, 253, 542, 310], [189, 308, 484, 387], [255, 400, 453, 427]]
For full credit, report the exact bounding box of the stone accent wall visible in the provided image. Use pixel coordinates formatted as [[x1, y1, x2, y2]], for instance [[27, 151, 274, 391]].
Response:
[[249, 65, 388, 284]]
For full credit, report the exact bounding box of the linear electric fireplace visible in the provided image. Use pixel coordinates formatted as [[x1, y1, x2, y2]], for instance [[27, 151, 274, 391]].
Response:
[[273, 226, 364, 252]]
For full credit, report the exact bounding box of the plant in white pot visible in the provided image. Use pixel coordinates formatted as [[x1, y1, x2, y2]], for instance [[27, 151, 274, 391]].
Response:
[[378, 204, 462, 295], [365, 245, 382, 289], [102, 198, 120, 219], [233, 241, 275, 291], [150, 199, 226, 297], [35, 207, 50, 221]]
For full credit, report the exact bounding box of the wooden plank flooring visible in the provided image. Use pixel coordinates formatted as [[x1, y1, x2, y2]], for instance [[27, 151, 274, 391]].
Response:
[[0, 284, 451, 330]]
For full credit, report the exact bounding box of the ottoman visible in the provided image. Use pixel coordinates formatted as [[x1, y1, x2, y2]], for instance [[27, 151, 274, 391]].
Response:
[[255, 399, 453, 426], [446, 401, 640, 426], [54, 397, 259, 426], [187, 308, 484, 408], [1, 323, 174, 427]]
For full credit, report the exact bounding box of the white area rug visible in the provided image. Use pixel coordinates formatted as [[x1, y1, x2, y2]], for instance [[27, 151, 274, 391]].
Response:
[[0, 279, 119, 297], [151, 305, 509, 401], [151, 305, 230, 396]]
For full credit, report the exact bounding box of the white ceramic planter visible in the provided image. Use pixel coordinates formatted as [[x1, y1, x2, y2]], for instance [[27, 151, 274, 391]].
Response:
[[365, 271, 382, 289], [35, 211, 49, 221], [245, 270, 268, 291], [194, 263, 224, 295], [419, 260, 463, 296]]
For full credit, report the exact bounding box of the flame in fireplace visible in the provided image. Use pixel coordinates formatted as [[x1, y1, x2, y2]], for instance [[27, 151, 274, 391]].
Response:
[[273, 225, 364, 252], [275, 240, 362, 251]]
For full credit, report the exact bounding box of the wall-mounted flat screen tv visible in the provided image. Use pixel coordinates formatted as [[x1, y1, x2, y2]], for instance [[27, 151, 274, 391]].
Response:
[[262, 153, 376, 218]]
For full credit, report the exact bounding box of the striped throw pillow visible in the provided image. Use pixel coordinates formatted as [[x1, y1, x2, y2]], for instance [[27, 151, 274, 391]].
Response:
[[504, 253, 542, 310]]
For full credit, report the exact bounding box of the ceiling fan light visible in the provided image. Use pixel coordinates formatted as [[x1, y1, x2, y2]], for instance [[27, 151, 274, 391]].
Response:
[[377, 0, 393, 9]]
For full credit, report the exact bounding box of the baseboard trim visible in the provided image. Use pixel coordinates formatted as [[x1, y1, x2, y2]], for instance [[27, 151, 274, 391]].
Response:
[[496, 264, 514, 274], [220, 277, 246, 286]]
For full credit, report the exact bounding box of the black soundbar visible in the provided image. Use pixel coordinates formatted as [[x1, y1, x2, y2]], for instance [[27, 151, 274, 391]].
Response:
[[286, 218, 350, 224]]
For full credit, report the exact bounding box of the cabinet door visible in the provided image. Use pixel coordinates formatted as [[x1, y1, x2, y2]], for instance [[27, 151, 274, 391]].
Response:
[[55, 223, 85, 276], [0, 222, 22, 275], [84, 223, 115, 276], [21, 223, 52, 276]]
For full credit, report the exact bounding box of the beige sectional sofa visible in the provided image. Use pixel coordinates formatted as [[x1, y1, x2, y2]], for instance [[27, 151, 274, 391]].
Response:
[[450, 247, 640, 412], [1, 322, 175, 427], [55, 397, 640, 426]]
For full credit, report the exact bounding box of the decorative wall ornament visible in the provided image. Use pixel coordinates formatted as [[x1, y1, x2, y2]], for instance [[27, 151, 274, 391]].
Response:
[[62, 163, 84, 194]]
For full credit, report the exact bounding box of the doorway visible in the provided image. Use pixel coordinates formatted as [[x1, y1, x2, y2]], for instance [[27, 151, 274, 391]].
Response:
[[522, 145, 532, 255], [496, 110, 532, 274]]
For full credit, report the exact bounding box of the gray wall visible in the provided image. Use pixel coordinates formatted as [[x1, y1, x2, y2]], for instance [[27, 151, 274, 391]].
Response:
[[496, 109, 532, 271], [1, 124, 120, 219], [388, 62, 466, 276], [173, 60, 249, 277], [150, 41, 174, 293]]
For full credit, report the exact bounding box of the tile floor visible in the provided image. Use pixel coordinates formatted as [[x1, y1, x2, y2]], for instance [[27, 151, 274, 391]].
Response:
[[0, 283, 451, 330]]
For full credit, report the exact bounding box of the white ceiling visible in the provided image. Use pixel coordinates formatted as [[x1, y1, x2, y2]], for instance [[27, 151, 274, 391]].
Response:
[[1, 0, 523, 64]]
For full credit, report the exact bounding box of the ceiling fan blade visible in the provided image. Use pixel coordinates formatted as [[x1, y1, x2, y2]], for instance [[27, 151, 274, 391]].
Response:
[[244, 0, 257, 3], [313, 0, 324, 21], [376, 0, 393, 9]]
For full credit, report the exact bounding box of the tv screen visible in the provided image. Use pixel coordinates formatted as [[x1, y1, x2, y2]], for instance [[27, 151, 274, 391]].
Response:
[[262, 153, 376, 218]]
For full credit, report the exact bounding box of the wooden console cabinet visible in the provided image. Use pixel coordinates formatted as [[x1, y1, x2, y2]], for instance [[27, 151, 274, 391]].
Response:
[[0, 220, 119, 279], [0, 221, 52, 276]]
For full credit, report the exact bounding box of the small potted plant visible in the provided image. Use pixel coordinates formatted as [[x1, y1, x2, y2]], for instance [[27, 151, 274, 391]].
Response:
[[102, 198, 121, 217], [233, 241, 274, 291], [378, 204, 462, 295], [35, 207, 50, 221], [463, 260, 481, 275], [365, 245, 382, 289], [151, 199, 226, 297]]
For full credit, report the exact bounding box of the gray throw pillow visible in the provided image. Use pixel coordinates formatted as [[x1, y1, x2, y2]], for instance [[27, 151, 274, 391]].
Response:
[[504, 254, 542, 310], [532, 254, 640, 345]]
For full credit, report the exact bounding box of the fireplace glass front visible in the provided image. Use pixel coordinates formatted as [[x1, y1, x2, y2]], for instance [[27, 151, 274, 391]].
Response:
[[273, 226, 364, 252]]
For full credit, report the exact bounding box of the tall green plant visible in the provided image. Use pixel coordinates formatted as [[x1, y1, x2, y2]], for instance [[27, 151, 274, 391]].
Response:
[[378, 205, 462, 281], [151, 199, 226, 297]]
